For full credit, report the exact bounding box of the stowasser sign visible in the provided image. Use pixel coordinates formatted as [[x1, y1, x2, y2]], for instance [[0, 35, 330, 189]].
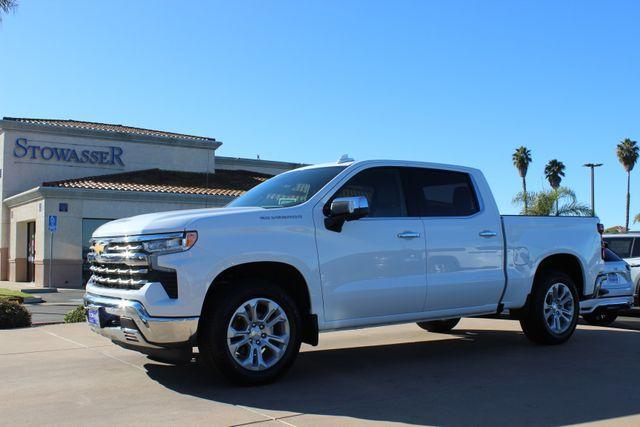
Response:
[[13, 138, 124, 166]]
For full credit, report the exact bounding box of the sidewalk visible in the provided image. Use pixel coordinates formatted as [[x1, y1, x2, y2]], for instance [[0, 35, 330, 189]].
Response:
[[0, 280, 59, 292]]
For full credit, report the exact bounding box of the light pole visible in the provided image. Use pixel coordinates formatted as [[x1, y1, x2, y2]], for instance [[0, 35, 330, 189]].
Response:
[[583, 163, 603, 216]]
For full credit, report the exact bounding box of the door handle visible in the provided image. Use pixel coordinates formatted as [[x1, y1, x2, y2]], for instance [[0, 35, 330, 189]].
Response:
[[479, 230, 497, 238], [397, 231, 421, 239]]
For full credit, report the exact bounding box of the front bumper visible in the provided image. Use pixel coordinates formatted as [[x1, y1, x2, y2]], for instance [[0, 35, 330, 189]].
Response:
[[83, 293, 199, 350]]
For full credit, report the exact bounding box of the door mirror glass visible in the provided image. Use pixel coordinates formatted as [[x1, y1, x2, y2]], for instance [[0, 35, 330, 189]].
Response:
[[325, 196, 369, 232]]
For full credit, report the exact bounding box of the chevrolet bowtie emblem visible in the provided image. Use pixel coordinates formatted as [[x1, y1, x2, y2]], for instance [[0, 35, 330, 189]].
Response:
[[93, 243, 105, 255]]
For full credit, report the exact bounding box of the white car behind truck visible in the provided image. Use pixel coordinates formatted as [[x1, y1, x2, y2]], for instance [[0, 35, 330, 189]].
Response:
[[603, 233, 640, 306], [85, 159, 607, 384]]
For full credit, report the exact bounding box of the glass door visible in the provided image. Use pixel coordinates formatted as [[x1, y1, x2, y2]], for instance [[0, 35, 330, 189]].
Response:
[[26, 222, 36, 282]]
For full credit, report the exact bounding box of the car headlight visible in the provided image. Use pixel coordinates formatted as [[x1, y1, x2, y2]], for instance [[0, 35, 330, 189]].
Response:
[[142, 231, 198, 254]]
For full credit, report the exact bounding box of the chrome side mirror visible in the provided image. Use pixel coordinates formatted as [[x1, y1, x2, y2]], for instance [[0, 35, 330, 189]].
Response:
[[325, 196, 369, 232]]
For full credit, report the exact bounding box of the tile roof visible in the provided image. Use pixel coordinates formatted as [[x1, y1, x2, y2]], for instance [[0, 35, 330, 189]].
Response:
[[2, 117, 217, 142], [42, 169, 271, 197]]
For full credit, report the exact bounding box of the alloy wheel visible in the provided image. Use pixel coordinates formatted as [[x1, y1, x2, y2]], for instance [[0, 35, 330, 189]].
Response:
[[543, 283, 575, 334], [226, 298, 290, 371]]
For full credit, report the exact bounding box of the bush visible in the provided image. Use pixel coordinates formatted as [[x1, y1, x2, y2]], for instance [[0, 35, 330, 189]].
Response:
[[64, 305, 87, 323], [0, 299, 32, 329]]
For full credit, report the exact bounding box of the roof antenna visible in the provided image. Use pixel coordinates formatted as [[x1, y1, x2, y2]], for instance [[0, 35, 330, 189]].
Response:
[[337, 154, 354, 164]]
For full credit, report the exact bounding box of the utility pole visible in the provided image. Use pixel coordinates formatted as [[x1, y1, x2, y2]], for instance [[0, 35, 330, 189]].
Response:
[[583, 163, 603, 216]]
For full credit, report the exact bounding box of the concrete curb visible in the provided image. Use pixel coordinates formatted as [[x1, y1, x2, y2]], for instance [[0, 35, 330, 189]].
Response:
[[31, 321, 65, 327], [22, 288, 58, 294]]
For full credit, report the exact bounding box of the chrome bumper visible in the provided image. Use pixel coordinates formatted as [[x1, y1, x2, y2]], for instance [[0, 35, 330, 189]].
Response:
[[580, 295, 635, 314], [580, 273, 634, 314], [83, 293, 198, 349]]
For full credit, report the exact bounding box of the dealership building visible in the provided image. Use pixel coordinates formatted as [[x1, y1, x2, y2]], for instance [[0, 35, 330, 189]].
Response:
[[0, 117, 303, 288]]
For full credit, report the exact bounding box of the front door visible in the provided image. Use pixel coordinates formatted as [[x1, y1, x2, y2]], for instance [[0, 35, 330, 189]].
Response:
[[26, 221, 36, 282], [315, 167, 427, 322], [407, 167, 504, 313]]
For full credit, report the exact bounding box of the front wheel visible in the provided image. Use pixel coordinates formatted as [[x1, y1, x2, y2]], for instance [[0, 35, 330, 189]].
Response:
[[198, 279, 302, 385], [417, 318, 460, 333], [582, 310, 618, 326], [520, 271, 579, 345]]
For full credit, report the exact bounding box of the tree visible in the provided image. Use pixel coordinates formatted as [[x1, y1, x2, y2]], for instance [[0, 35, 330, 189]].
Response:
[[544, 159, 566, 215], [616, 138, 639, 231], [0, 0, 17, 22], [513, 187, 590, 217], [544, 159, 565, 190], [512, 146, 532, 214]]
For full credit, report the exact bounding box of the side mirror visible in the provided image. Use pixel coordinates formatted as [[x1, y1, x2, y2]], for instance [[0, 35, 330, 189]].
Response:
[[325, 196, 369, 232]]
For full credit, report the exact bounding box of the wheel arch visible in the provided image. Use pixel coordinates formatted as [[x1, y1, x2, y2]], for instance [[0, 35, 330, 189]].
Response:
[[533, 253, 585, 298], [199, 261, 318, 345]]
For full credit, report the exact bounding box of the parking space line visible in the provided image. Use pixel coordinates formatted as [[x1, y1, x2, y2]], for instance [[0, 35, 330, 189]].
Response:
[[43, 330, 147, 372], [0, 345, 113, 356], [232, 407, 299, 427]]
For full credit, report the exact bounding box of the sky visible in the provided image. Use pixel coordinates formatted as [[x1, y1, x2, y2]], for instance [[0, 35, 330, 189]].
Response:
[[1, 0, 639, 227]]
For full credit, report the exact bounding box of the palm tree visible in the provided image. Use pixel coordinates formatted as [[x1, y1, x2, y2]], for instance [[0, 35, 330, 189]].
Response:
[[616, 138, 639, 231], [544, 159, 566, 216], [512, 146, 532, 214], [513, 187, 590, 216], [0, 0, 17, 22]]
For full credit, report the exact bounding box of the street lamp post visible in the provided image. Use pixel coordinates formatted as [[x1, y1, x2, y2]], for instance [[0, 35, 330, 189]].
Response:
[[583, 163, 603, 216]]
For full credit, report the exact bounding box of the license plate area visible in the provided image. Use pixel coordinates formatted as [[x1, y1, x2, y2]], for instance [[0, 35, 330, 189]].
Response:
[[87, 307, 101, 327]]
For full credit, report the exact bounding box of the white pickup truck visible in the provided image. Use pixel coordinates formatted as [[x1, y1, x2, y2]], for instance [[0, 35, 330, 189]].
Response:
[[84, 159, 607, 385]]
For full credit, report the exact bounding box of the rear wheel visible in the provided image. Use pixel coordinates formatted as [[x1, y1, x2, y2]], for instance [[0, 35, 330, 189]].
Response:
[[417, 318, 460, 333], [582, 310, 618, 326], [198, 278, 302, 385], [520, 271, 579, 345]]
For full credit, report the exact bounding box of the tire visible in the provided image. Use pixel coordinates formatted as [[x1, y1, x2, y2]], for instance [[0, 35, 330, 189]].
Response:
[[582, 310, 618, 326], [198, 278, 302, 385], [417, 318, 461, 333], [520, 270, 579, 345]]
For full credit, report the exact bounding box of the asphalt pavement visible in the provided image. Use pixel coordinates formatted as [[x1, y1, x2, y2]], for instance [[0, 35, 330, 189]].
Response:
[[23, 289, 85, 324], [2, 318, 640, 426]]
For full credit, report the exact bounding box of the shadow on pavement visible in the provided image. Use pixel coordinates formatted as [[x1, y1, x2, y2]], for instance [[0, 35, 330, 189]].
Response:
[[145, 326, 640, 426]]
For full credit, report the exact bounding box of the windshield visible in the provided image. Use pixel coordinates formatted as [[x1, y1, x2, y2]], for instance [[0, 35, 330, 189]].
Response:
[[228, 166, 347, 209]]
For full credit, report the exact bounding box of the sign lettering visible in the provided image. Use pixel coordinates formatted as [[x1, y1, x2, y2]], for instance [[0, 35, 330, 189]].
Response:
[[13, 138, 124, 166]]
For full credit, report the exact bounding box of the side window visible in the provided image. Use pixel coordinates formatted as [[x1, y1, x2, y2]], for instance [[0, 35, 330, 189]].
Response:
[[411, 168, 479, 217], [332, 167, 407, 217], [632, 238, 640, 258], [605, 237, 633, 258]]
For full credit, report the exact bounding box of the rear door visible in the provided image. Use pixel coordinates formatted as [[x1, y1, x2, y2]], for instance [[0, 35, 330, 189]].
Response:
[[407, 168, 504, 313]]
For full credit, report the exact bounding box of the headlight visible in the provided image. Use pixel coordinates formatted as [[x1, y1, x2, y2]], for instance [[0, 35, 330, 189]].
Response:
[[142, 231, 198, 254]]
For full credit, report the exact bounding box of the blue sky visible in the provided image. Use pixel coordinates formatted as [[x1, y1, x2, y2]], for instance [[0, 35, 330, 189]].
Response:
[[1, 1, 639, 227]]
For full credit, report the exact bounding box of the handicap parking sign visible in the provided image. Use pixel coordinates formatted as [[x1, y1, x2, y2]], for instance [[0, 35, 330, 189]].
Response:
[[48, 215, 57, 232]]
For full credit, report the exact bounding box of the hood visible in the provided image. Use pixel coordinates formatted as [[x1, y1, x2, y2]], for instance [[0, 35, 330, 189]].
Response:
[[93, 206, 263, 237]]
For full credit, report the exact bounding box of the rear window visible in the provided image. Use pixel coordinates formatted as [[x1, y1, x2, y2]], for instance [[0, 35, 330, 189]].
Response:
[[410, 168, 479, 217], [604, 237, 633, 258]]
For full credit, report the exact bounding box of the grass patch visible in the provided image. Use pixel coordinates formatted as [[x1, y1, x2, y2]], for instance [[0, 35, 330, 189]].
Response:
[[0, 288, 33, 299]]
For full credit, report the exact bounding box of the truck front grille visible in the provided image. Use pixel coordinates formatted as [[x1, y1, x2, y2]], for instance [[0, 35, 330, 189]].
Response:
[[88, 237, 178, 298]]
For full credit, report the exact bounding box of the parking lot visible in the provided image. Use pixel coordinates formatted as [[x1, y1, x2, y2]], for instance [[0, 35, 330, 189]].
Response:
[[1, 317, 639, 426]]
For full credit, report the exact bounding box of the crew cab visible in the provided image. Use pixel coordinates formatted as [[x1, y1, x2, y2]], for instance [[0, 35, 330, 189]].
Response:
[[84, 159, 606, 385]]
